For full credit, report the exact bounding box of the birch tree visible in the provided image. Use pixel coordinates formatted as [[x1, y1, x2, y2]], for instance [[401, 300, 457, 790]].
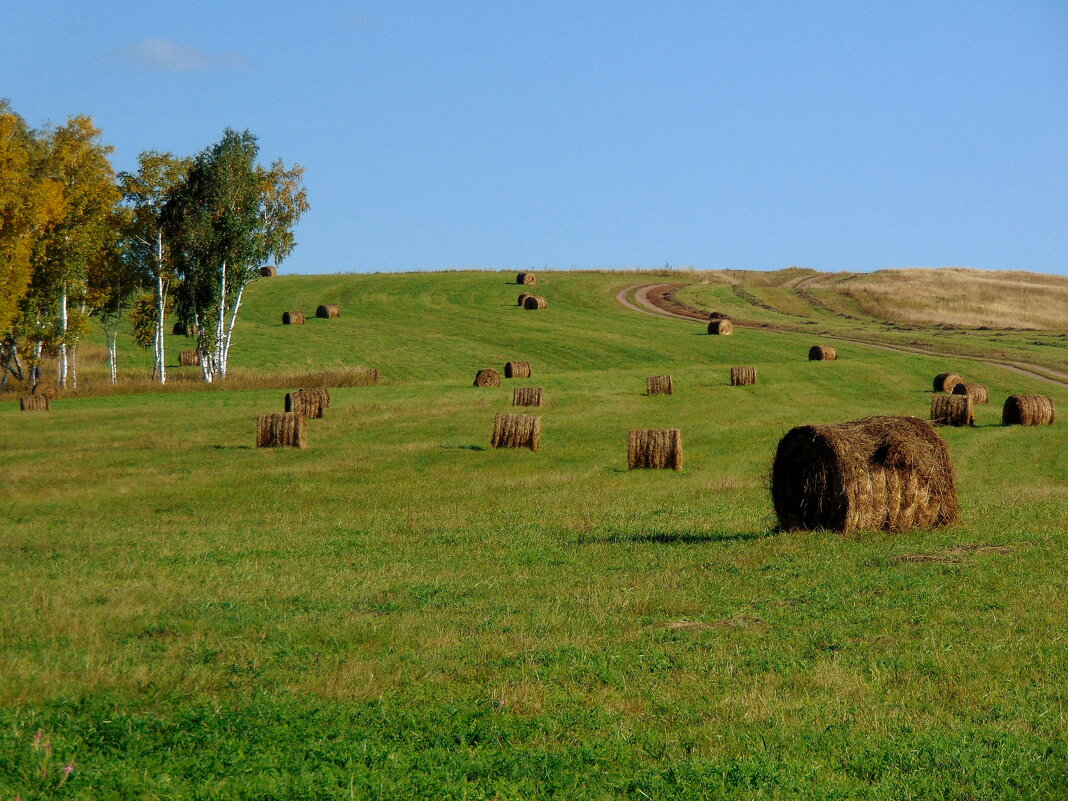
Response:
[[165, 129, 308, 381], [118, 151, 190, 383]]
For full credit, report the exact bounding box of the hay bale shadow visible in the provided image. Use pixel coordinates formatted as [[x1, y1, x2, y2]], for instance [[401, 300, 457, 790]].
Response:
[[442, 444, 486, 451]]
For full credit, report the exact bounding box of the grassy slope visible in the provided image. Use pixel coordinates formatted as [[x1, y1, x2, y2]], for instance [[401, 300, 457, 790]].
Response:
[[1, 271, 1066, 800]]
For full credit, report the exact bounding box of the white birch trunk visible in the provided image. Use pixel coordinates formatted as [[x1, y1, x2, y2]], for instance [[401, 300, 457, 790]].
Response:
[[220, 283, 245, 379], [58, 288, 68, 388], [155, 233, 167, 384], [108, 332, 118, 384], [70, 345, 77, 389]]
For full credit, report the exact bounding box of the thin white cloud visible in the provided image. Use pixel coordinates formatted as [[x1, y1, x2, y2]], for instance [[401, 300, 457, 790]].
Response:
[[113, 38, 249, 72]]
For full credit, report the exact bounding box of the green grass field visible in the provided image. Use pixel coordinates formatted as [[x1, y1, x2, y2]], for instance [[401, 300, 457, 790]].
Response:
[[1, 271, 1066, 799]]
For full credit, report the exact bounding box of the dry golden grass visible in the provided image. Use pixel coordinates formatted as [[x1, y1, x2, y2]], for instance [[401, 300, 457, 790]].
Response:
[[840, 268, 1068, 329]]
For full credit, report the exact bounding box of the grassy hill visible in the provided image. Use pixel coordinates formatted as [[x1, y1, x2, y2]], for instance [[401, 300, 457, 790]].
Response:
[[1, 270, 1066, 799]]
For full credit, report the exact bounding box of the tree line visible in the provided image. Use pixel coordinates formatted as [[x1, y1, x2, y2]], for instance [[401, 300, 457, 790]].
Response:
[[0, 100, 309, 389]]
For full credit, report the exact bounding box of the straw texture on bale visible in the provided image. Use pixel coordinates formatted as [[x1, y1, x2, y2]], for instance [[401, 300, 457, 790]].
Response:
[[285, 388, 331, 418], [282, 310, 305, 325], [933, 372, 965, 393], [931, 394, 974, 427], [256, 412, 307, 448], [491, 413, 541, 451], [1002, 395, 1056, 426], [179, 350, 200, 367], [504, 361, 532, 378], [516, 272, 537, 286], [730, 366, 757, 386], [709, 311, 730, 320], [951, 382, 989, 404], [646, 375, 674, 395], [473, 368, 501, 387], [20, 395, 49, 411], [771, 415, 959, 533], [628, 429, 683, 471], [517, 292, 534, 307], [315, 304, 341, 319], [512, 387, 544, 407], [523, 295, 548, 310], [259, 265, 278, 277], [809, 345, 838, 361], [707, 319, 733, 335]]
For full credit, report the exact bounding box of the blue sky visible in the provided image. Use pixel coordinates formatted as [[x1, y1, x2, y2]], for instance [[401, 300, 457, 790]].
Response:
[[3, 1, 1067, 275]]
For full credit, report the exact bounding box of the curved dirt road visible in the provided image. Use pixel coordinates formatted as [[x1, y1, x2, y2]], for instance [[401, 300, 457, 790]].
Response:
[[617, 283, 1068, 389]]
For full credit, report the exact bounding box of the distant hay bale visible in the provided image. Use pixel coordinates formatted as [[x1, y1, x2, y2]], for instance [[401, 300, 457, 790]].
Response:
[[646, 375, 674, 395], [730, 366, 757, 386], [179, 350, 200, 367], [473, 368, 501, 387], [707, 319, 733, 335], [933, 372, 964, 393], [1002, 395, 1056, 426], [951, 382, 988, 404], [516, 272, 536, 286], [931, 394, 974, 427], [285, 387, 331, 418], [809, 345, 837, 361], [504, 361, 532, 378], [491, 413, 541, 451], [19, 395, 49, 411], [257, 412, 307, 448], [523, 295, 548, 310], [315, 304, 341, 319], [259, 265, 278, 277], [172, 322, 198, 336], [709, 311, 730, 320], [771, 415, 958, 533], [628, 429, 683, 470], [517, 292, 534, 307], [512, 387, 543, 407], [282, 310, 305, 325]]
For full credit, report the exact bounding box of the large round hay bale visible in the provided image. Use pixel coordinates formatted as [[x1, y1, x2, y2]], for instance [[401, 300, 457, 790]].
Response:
[[473, 368, 501, 388], [315, 304, 341, 319], [504, 361, 532, 379], [512, 387, 543, 407], [771, 415, 958, 533], [256, 412, 307, 448], [19, 395, 49, 411], [628, 429, 683, 471], [951, 382, 988, 404], [931, 394, 974, 427], [282, 310, 305, 325], [646, 375, 673, 395], [709, 311, 730, 320], [1002, 395, 1056, 426], [259, 265, 278, 277], [809, 345, 837, 361], [933, 372, 964, 393], [523, 295, 548, 310], [178, 350, 200, 367], [708, 319, 733, 335], [285, 388, 330, 418], [730, 366, 757, 386], [491, 413, 541, 451], [517, 292, 534, 307], [516, 272, 536, 286]]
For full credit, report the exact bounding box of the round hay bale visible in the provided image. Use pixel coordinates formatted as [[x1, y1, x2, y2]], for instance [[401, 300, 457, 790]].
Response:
[[259, 265, 278, 277], [707, 319, 733, 335], [808, 345, 837, 361], [951, 382, 988, 404], [933, 372, 964, 393], [730, 366, 757, 386], [512, 387, 543, 407], [628, 429, 683, 471], [516, 272, 536, 286], [771, 415, 959, 533], [178, 350, 200, 367], [20, 395, 49, 411], [504, 361, 532, 379], [256, 412, 307, 449], [1002, 395, 1056, 426], [522, 295, 548, 310], [931, 394, 974, 427], [517, 292, 535, 307], [709, 311, 730, 320], [491, 413, 541, 451], [473, 368, 501, 388], [282, 310, 305, 325], [315, 304, 341, 319], [646, 375, 674, 395]]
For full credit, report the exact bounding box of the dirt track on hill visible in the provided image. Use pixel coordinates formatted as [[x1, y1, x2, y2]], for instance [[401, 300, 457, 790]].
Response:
[[616, 283, 1068, 389]]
